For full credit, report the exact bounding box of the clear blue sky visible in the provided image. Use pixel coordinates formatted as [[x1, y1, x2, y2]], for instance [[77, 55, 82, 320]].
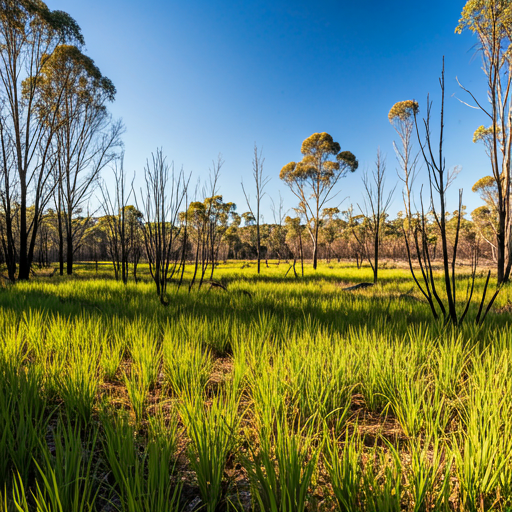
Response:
[[48, 0, 489, 221]]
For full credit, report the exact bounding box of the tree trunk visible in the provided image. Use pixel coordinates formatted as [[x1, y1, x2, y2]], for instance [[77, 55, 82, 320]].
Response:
[[18, 187, 30, 281], [299, 232, 304, 277], [497, 209, 506, 284], [1, 216, 16, 281], [66, 229, 73, 275], [256, 221, 260, 274], [374, 226, 379, 284]]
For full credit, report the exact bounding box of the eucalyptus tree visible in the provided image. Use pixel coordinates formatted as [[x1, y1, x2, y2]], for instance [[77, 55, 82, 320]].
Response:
[[35, 44, 122, 275], [181, 200, 207, 291], [388, 100, 419, 222], [125, 205, 144, 281], [456, 0, 512, 283], [0, 0, 84, 280], [182, 195, 236, 289], [320, 207, 343, 263], [203, 194, 236, 282], [471, 174, 499, 260], [223, 211, 241, 260], [280, 132, 358, 269], [345, 206, 369, 269], [284, 215, 304, 277]]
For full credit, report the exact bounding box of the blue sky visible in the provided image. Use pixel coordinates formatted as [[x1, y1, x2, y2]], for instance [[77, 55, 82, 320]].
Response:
[[48, 0, 490, 221]]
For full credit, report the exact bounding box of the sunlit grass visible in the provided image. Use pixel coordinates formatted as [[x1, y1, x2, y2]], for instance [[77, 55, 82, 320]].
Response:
[[0, 260, 511, 511]]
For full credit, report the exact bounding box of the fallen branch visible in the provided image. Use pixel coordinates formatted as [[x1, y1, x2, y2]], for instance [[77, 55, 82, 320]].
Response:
[[208, 280, 228, 292], [342, 282, 374, 291]]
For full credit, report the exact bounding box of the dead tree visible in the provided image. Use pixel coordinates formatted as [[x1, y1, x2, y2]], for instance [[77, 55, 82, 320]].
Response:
[[270, 190, 288, 263], [57, 119, 123, 276], [137, 149, 189, 304], [100, 158, 131, 283], [405, 59, 500, 325], [358, 149, 395, 283], [242, 144, 270, 274]]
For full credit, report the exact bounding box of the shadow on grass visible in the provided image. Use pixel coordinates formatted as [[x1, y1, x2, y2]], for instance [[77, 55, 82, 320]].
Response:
[[0, 259, 509, 345]]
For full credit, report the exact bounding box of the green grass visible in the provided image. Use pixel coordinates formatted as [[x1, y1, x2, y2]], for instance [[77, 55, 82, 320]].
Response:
[[0, 259, 511, 511]]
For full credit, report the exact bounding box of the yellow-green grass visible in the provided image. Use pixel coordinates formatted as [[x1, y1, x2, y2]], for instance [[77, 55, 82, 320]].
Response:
[[0, 261, 511, 511]]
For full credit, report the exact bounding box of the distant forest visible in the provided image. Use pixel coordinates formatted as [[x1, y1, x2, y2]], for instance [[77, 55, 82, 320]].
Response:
[[0, 1, 505, 290]]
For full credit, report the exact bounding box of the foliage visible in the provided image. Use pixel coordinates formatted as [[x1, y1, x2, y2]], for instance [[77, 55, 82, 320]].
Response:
[[388, 100, 419, 122], [280, 132, 358, 270]]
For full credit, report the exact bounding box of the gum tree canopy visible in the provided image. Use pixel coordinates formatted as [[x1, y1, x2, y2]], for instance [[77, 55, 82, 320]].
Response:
[[388, 100, 419, 222], [32, 44, 121, 276], [280, 132, 358, 270]]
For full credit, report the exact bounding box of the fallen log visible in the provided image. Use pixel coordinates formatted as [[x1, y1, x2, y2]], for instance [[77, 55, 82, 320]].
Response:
[[342, 282, 374, 291], [208, 280, 228, 291]]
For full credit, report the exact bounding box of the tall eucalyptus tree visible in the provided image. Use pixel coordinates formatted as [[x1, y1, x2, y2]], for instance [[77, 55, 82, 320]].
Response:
[[0, 0, 84, 280], [456, 0, 512, 283], [280, 132, 358, 270], [35, 44, 122, 274]]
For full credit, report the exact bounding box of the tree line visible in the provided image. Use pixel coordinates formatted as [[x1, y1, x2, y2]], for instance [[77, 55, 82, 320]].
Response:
[[13, 187, 490, 277]]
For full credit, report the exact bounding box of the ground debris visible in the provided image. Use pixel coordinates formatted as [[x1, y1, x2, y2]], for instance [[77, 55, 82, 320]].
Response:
[[342, 282, 374, 291]]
